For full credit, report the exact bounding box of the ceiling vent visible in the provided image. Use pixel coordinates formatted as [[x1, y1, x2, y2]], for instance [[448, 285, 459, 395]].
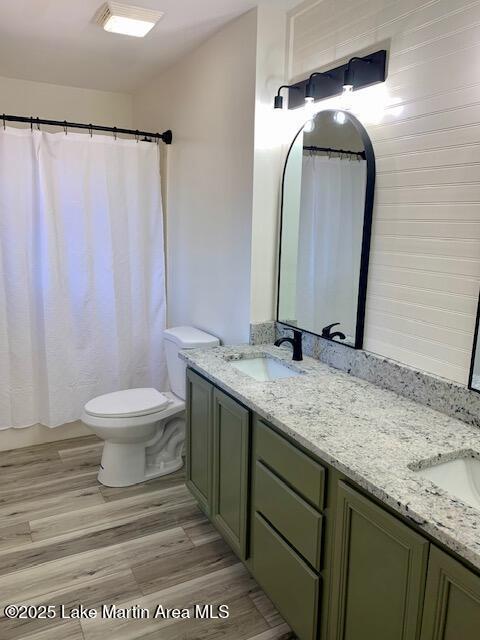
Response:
[[95, 2, 164, 37]]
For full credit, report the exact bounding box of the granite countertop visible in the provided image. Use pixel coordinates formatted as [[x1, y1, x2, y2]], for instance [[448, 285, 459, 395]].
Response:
[[180, 344, 480, 571]]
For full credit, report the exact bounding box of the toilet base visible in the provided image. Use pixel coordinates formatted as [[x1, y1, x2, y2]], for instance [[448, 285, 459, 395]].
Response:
[[145, 457, 184, 481], [97, 443, 184, 487], [96, 412, 185, 488], [97, 441, 143, 487]]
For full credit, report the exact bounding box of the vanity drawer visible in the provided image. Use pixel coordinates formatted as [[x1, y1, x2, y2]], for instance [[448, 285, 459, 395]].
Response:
[[254, 418, 325, 510], [252, 512, 319, 640], [254, 460, 323, 570]]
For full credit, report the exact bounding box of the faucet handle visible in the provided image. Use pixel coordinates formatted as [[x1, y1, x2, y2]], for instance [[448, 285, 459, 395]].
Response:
[[322, 323, 340, 337]]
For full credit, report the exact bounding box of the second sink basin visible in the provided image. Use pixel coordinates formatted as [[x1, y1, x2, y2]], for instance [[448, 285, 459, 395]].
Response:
[[230, 356, 302, 382], [413, 455, 480, 510]]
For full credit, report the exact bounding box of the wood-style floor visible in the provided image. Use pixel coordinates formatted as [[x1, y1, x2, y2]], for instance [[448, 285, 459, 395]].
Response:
[[0, 435, 294, 640]]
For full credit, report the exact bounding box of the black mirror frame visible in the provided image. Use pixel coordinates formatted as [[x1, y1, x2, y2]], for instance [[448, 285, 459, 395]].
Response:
[[276, 109, 376, 350], [468, 292, 480, 393]]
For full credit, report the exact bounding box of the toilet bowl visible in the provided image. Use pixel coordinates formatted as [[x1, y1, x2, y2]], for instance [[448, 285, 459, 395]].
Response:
[[81, 326, 219, 487]]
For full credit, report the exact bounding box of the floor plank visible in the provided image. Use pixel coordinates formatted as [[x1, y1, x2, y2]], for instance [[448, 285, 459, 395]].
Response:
[[0, 472, 100, 507], [57, 443, 103, 462], [0, 522, 31, 553], [1, 455, 101, 493], [0, 486, 104, 527], [0, 527, 192, 608], [99, 467, 185, 502], [247, 625, 294, 640], [1, 435, 291, 640], [0, 503, 205, 576], [10, 622, 85, 640], [183, 519, 222, 546], [249, 587, 285, 628], [0, 569, 139, 639], [30, 483, 194, 541], [132, 536, 239, 594], [81, 563, 259, 640], [138, 593, 269, 640]]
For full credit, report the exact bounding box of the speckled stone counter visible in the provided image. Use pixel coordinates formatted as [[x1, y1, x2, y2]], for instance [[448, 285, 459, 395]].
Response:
[[180, 345, 480, 571]]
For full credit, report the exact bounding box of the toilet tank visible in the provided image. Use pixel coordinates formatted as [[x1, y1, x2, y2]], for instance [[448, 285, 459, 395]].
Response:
[[163, 327, 220, 400]]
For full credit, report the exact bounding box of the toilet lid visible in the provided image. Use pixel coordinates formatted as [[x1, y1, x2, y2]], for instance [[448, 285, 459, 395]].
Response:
[[84, 388, 171, 418]]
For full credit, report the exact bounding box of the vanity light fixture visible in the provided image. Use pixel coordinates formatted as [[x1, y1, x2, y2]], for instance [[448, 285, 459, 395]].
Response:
[[341, 56, 373, 110], [96, 2, 164, 37], [273, 85, 301, 109], [282, 50, 387, 110], [304, 72, 334, 131], [305, 72, 333, 102]]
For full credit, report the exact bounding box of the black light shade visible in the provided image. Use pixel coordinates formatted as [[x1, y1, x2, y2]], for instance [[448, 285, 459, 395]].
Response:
[[343, 56, 372, 88], [273, 84, 302, 109], [304, 72, 333, 102], [343, 65, 355, 88], [305, 80, 314, 100]]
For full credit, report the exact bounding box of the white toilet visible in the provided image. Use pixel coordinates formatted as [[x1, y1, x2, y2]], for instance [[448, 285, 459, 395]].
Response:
[[81, 326, 219, 487]]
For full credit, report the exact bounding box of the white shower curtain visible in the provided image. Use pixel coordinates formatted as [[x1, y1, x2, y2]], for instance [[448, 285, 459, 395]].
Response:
[[0, 127, 167, 429], [295, 154, 366, 339]]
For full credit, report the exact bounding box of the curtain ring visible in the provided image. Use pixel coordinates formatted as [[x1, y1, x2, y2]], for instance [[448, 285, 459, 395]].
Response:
[[64, 120, 68, 135], [89, 124, 93, 138], [36, 117, 40, 131], [30, 117, 34, 132], [2, 114, 5, 130], [135, 130, 139, 143], [113, 126, 117, 141]]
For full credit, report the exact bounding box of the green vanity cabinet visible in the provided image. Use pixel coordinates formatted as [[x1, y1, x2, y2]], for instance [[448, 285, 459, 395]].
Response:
[[186, 368, 480, 640], [329, 481, 429, 640], [211, 387, 250, 559], [186, 368, 213, 516], [251, 417, 324, 640], [185, 368, 250, 560], [420, 546, 480, 640]]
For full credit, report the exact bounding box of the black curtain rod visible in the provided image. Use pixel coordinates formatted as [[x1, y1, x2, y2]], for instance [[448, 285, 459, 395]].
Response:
[[1, 114, 173, 145], [303, 145, 366, 158]]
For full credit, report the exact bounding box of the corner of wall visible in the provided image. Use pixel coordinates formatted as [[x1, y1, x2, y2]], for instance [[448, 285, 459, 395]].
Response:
[[249, 4, 288, 325]]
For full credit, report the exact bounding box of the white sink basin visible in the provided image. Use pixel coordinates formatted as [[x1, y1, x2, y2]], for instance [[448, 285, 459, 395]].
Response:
[[414, 456, 480, 510], [230, 357, 302, 382]]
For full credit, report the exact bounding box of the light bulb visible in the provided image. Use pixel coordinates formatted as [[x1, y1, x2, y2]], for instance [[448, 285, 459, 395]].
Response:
[[341, 84, 354, 111], [334, 111, 346, 125]]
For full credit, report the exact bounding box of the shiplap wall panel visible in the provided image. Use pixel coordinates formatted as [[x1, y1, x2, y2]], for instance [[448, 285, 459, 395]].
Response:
[[287, 0, 480, 383]]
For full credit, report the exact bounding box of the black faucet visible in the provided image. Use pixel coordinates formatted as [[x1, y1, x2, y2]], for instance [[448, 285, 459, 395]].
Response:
[[274, 328, 303, 361], [322, 323, 346, 341]]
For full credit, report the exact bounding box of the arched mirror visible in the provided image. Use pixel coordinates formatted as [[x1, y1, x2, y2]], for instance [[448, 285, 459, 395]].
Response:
[[277, 109, 376, 349], [468, 293, 480, 393]]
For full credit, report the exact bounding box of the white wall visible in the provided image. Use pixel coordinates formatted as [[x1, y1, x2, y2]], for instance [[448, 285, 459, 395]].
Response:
[[0, 75, 132, 449], [0, 75, 133, 127], [249, 4, 288, 323], [134, 11, 258, 345], [285, 0, 480, 384]]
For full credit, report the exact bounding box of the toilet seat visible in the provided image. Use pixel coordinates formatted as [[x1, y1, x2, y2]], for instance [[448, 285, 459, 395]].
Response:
[[81, 391, 184, 431], [84, 388, 171, 419]]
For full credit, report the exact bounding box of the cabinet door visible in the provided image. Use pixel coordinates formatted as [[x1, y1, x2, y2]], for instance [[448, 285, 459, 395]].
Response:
[[420, 546, 480, 640], [185, 369, 213, 516], [330, 481, 429, 640], [212, 388, 250, 559]]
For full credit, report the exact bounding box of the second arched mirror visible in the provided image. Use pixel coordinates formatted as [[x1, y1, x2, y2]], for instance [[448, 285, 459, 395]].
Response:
[[277, 109, 375, 349]]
